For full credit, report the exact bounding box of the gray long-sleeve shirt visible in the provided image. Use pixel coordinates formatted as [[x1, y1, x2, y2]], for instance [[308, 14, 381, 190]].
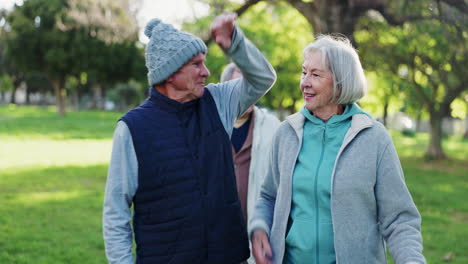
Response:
[[102, 26, 276, 264]]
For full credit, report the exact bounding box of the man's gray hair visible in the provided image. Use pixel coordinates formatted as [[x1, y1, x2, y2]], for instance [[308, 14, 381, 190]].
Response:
[[303, 35, 367, 104], [220, 63, 241, 82]]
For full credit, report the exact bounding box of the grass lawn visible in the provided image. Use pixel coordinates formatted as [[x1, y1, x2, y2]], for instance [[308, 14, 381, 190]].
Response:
[[1, 104, 467, 263], [0, 105, 119, 264]]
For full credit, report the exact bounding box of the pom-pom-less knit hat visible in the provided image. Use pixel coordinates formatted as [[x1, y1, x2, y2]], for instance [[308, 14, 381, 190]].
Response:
[[144, 18, 207, 86]]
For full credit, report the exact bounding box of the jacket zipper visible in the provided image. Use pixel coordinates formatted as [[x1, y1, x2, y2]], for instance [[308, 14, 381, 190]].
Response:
[[314, 126, 327, 264]]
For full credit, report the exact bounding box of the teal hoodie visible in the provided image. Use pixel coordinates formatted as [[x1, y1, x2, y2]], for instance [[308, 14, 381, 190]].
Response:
[[283, 104, 367, 264]]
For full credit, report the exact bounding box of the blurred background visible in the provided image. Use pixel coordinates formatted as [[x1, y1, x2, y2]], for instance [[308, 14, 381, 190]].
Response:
[[0, 0, 466, 263]]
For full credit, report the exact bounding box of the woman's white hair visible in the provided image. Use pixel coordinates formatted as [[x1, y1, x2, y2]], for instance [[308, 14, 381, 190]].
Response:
[[303, 34, 367, 104]]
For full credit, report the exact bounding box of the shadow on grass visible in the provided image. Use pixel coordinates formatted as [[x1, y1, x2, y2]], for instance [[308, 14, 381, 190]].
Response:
[[0, 164, 109, 264]]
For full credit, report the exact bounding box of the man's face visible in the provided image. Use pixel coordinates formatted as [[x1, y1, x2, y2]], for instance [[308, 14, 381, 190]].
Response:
[[167, 53, 210, 103]]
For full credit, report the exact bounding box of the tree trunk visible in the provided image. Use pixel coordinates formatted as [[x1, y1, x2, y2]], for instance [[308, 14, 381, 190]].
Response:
[[382, 98, 389, 127], [72, 90, 80, 111], [10, 85, 17, 104], [426, 112, 446, 160], [415, 111, 422, 133], [25, 86, 31, 105], [464, 113, 468, 139], [51, 77, 66, 116], [91, 84, 103, 109], [10, 75, 23, 104], [285, 0, 368, 42], [101, 85, 107, 110]]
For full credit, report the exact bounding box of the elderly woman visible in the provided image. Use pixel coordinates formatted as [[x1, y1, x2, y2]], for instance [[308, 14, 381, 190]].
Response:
[[249, 35, 425, 264]]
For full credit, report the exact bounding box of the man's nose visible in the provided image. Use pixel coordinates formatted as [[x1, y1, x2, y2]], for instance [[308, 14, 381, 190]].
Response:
[[201, 63, 210, 77]]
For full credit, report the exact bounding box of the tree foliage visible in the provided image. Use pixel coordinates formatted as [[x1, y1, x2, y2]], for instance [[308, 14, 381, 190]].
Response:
[[3, 0, 144, 115], [356, 1, 467, 159], [193, 0, 467, 159]]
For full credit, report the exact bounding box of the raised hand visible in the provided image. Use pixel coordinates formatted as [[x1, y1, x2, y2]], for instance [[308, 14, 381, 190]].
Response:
[[210, 12, 237, 50]]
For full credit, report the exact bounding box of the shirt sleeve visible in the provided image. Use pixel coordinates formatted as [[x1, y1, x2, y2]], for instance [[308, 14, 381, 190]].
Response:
[[207, 26, 276, 138], [103, 121, 138, 264]]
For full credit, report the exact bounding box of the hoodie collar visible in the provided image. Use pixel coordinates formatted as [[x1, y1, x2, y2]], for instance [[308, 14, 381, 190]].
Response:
[[299, 104, 368, 126], [286, 103, 373, 137]]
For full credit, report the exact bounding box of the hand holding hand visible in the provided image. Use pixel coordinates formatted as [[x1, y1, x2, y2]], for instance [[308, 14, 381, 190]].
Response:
[[210, 12, 237, 50], [252, 229, 273, 264]]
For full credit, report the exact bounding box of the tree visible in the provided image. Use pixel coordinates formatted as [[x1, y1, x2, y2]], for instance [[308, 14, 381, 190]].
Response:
[[107, 79, 145, 111], [24, 71, 50, 104], [60, 0, 144, 110], [358, 72, 405, 127], [197, 0, 465, 44], [0, 74, 13, 102], [356, 3, 467, 159], [5, 0, 141, 115], [195, 0, 467, 159], [0, 9, 25, 104]]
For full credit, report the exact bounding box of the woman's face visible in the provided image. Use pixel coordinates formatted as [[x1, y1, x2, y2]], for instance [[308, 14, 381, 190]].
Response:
[[300, 51, 335, 113]]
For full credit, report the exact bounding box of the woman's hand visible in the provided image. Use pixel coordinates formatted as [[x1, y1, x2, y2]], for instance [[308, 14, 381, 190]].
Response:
[[252, 229, 273, 264]]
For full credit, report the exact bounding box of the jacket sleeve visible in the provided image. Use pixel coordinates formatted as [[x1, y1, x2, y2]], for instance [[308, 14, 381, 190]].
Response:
[[207, 26, 276, 137], [102, 121, 138, 264], [248, 129, 281, 238], [376, 140, 426, 264]]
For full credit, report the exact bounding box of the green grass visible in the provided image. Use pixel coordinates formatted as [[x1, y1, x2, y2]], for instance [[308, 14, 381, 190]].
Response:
[[398, 158, 468, 263], [0, 104, 121, 140], [0, 105, 119, 264], [0, 165, 108, 264], [1, 105, 467, 263], [390, 132, 468, 263]]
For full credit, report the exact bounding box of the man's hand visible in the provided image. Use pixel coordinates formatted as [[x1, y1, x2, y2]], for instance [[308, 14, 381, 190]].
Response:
[[252, 229, 273, 264], [210, 13, 237, 50]]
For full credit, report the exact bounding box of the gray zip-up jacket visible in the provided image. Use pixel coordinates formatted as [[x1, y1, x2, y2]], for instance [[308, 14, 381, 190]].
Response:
[[249, 110, 426, 264]]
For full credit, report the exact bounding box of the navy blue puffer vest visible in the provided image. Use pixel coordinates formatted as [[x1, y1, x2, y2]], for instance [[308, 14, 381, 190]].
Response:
[[120, 88, 249, 264]]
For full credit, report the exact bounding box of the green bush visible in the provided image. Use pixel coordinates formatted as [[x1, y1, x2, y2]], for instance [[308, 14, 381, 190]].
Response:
[[401, 128, 416, 137]]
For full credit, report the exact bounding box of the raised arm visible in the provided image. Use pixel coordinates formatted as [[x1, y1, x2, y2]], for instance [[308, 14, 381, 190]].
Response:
[[207, 13, 276, 136]]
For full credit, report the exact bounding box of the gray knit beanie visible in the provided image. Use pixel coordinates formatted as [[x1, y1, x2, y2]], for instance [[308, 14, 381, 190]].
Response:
[[144, 18, 207, 86]]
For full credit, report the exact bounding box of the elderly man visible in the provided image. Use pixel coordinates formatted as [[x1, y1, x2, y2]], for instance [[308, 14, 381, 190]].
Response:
[[103, 13, 276, 264]]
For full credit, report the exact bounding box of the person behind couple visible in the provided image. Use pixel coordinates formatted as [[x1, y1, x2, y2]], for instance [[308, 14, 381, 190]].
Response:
[[250, 35, 426, 264], [221, 63, 280, 264], [102, 13, 276, 264]]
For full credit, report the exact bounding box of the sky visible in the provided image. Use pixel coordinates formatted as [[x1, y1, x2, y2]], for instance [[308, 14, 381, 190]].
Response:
[[0, 0, 210, 43]]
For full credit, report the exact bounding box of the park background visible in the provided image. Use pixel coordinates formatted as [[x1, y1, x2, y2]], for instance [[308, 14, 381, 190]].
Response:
[[0, 0, 467, 263]]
